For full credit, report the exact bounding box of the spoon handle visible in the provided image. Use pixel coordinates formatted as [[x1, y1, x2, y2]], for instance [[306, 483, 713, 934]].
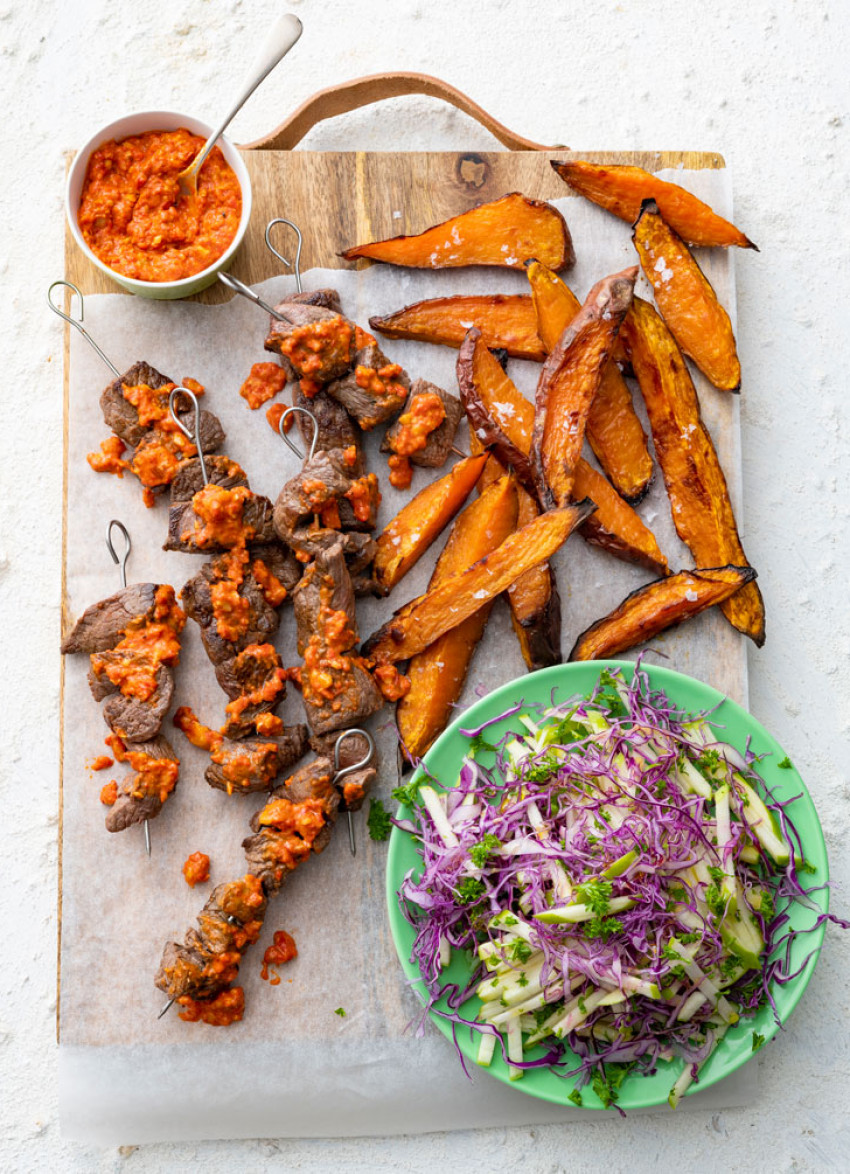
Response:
[[192, 13, 303, 176]]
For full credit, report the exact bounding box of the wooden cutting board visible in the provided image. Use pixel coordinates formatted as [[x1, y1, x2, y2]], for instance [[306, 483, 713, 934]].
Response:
[[64, 149, 726, 300], [59, 146, 742, 1042]]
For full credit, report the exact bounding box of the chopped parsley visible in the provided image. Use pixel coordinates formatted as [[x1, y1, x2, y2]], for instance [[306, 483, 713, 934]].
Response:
[[508, 939, 533, 964], [576, 877, 613, 913], [517, 972, 529, 988], [366, 798, 392, 841], [752, 1031, 765, 1052], [391, 777, 422, 807], [567, 1088, 583, 1106], [468, 733, 497, 756], [469, 833, 502, 868], [524, 755, 560, 782], [553, 717, 589, 745], [591, 1063, 632, 1109], [585, 915, 623, 941], [777, 756, 793, 770], [594, 670, 628, 718], [455, 877, 486, 906], [334, 1007, 346, 1018]]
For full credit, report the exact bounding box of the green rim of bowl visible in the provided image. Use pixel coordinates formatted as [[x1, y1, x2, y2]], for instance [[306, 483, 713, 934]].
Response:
[[385, 660, 829, 1112]]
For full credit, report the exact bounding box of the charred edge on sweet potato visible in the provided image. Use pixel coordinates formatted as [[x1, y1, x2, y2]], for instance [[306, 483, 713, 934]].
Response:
[[620, 297, 765, 646], [458, 328, 668, 576], [526, 259, 653, 502], [530, 266, 638, 511], [569, 565, 757, 661]]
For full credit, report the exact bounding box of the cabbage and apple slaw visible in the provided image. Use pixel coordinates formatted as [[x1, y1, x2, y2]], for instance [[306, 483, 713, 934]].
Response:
[[395, 664, 843, 1110]]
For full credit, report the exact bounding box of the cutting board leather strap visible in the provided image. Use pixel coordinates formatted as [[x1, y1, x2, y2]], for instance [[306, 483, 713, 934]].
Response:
[[242, 72, 560, 152]]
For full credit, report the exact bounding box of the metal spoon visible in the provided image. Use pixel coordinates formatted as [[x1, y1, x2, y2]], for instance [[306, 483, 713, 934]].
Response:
[[177, 13, 303, 201]]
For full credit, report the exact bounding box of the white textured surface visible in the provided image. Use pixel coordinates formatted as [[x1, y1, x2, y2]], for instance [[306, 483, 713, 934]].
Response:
[[2, 0, 849, 1169]]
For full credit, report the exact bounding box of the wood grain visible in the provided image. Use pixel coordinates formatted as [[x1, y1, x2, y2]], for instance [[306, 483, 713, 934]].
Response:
[[65, 150, 725, 301]]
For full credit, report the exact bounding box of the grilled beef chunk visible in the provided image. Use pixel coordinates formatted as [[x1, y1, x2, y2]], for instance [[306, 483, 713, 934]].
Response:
[[250, 542, 302, 593], [273, 449, 378, 561], [309, 730, 377, 812], [155, 875, 268, 1000], [303, 659, 383, 736], [165, 460, 276, 553], [61, 583, 158, 654], [105, 736, 179, 832], [216, 644, 287, 739], [381, 378, 463, 468], [243, 757, 341, 894], [292, 384, 364, 473], [325, 339, 410, 430], [88, 661, 174, 742], [290, 539, 383, 736], [264, 303, 355, 386], [270, 292, 345, 380], [273, 449, 352, 544], [100, 362, 225, 453], [181, 558, 279, 666], [169, 455, 248, 502], [292, 541, 358, 657], [282, 289, 342, 313], [205, 727, 309, 795]]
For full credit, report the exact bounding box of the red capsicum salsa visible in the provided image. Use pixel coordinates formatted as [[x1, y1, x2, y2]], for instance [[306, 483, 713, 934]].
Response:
[[78, 128, 241, 283]]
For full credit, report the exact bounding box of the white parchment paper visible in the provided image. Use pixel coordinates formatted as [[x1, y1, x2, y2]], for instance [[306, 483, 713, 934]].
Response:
[[60, 174, 755, 1142]]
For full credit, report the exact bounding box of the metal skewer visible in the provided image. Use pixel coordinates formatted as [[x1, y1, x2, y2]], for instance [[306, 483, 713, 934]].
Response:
[[333, 728, 376, 857], [278, 405, 318, 462], [104, 519, 152, 857], [157, 730, 374, 1017], [168, 386, 208, 485], [47, 280, 121, 376], [217, 272, 287, 320], [265, 218, 303, 292]]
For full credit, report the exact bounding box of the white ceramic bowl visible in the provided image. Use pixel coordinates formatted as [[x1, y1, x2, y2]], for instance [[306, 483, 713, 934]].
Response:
[[66, 110, 253, 300]]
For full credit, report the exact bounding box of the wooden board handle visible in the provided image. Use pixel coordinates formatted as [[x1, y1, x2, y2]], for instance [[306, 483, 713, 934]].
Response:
[[242, 72, 562, 152]]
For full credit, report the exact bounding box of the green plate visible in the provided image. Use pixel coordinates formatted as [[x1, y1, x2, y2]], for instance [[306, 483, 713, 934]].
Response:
[[386, 660, 830, 1111]]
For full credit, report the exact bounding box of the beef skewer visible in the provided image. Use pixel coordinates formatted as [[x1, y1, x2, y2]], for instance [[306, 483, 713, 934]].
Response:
[[105, 520, 150, 856], [274, 404, 386, 852], [156, 728, 376, 1021], [61, 519, 185, 852], [48, 282, 225, 505]]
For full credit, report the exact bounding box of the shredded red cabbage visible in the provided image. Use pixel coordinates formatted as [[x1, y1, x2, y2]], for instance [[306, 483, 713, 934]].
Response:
[[396, 663, 847, 1109]]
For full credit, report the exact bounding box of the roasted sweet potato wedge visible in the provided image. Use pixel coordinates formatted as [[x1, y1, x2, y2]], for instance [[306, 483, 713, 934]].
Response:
[[397, 474, 519, 760], [506, 486, 563, 669], [572, 459, 668, 576], [633, 199, 741, 391], [468, 430, 562, 670], [364, 501, 595, 664], [373, 454, 487, 591], [467, 429, 562, 666], [531, 267, 637, 509], [552, 160, 757, 249], [569, 566, 757, 661], [370, 295, 544, 360], [527, 260, 653, 502], [342, 192, 574, 272], [458, 330, 667, 575], [621, 297, 765, 645]]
